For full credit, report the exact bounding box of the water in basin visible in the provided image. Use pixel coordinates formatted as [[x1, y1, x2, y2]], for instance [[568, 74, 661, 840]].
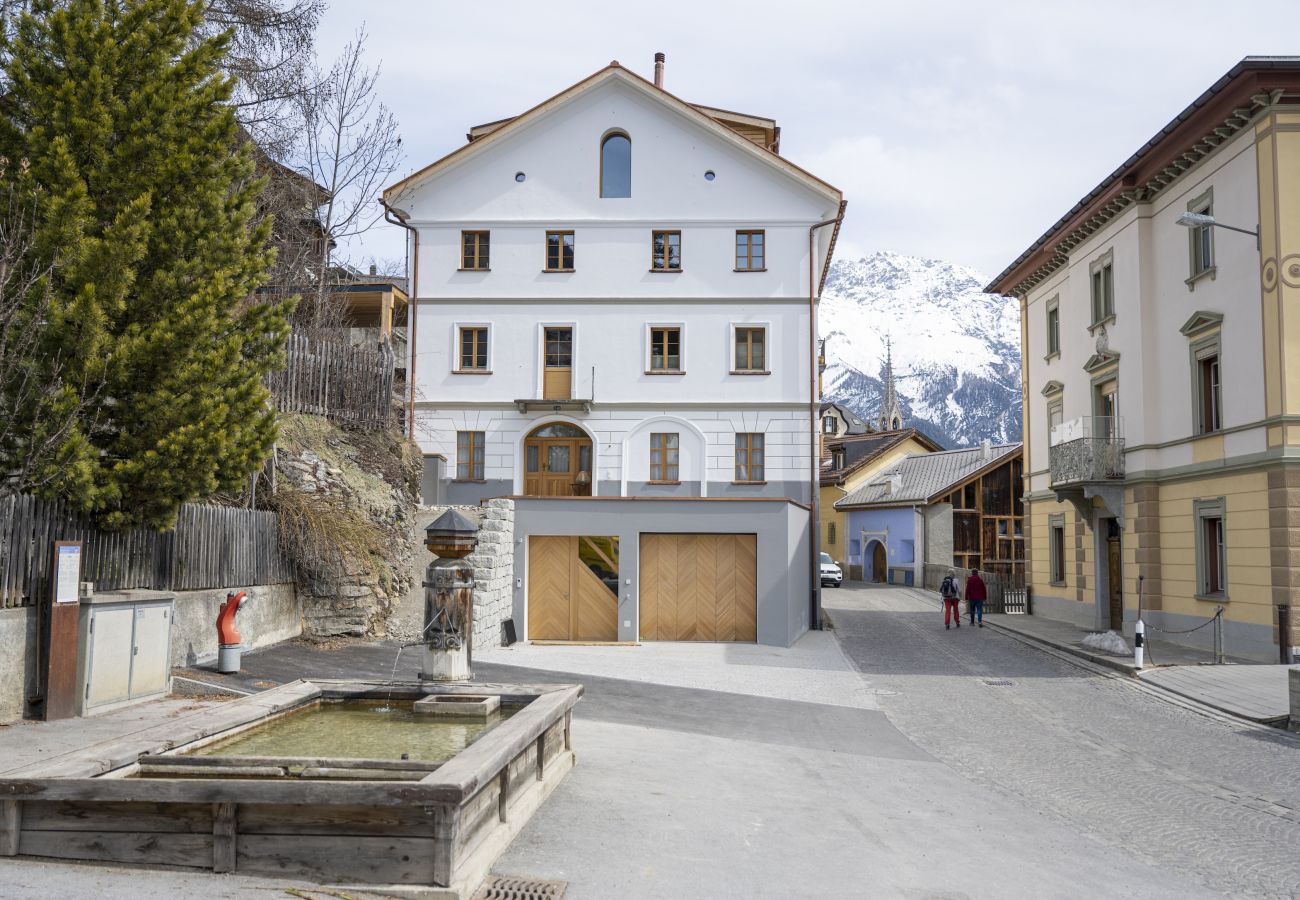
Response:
[[190, 700, 515, 762]]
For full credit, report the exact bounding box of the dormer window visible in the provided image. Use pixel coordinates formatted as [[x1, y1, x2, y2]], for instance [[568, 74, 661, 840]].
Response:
[[600, 132, 631, 198], [832, 447, 845, 470]]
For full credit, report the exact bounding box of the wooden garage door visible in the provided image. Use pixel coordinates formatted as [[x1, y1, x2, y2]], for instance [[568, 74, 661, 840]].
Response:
[[528, 535, 619, 641], [639, 534, 757, 642]]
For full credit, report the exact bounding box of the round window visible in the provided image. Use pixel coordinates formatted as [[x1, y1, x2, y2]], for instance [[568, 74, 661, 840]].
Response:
[[515, 171, 526, 182], [704, 170, 716, 181]]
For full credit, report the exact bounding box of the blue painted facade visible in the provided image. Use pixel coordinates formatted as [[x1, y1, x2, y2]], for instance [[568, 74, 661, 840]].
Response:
[[846, 507, 917, 585]]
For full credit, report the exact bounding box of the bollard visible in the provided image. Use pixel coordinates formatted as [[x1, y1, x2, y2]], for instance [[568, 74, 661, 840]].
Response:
[[1134, 618, 1145, 670]]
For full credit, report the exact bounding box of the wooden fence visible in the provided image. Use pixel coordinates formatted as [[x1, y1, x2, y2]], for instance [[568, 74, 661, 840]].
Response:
[[0, 494, 294, 609], [267, 330, 397, 431]]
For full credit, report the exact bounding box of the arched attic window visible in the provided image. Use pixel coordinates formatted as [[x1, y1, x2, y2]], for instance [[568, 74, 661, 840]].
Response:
[[600, 131, 631, 198]]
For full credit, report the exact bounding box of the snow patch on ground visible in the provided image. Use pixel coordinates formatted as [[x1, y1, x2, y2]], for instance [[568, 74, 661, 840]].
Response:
[[1082, 630, 1130, 656]]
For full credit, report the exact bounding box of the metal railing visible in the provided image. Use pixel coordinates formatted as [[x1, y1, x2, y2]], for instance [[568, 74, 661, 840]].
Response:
[[1049, 416, 1125, 485]]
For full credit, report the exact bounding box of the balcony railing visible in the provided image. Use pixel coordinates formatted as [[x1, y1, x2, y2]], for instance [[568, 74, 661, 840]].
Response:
[[1049, 417, 1125, 485]]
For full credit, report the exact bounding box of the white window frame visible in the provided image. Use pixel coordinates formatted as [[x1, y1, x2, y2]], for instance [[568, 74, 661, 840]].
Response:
[[1045, 295, 1060, 360]]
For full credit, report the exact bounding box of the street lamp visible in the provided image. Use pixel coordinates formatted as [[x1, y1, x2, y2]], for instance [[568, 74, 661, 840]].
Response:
[[1175, 211, 1260, 248]]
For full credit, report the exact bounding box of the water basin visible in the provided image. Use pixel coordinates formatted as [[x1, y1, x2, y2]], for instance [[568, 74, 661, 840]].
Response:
[[188, 700, 515, 763]]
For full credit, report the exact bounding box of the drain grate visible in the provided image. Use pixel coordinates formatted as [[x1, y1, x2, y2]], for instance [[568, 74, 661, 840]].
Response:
[[983, 679, 1014, 686], [472, 875, 568, 900]]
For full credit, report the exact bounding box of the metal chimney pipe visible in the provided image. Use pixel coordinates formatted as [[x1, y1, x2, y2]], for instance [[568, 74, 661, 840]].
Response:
[[654, 52, 665, 88]]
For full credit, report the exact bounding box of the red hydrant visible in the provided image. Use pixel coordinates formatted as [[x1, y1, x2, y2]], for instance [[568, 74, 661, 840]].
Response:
[[217, 591, 247, 674]]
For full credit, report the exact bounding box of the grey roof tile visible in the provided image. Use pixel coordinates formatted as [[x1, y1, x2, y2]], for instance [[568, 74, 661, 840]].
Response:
[[834, 443, 1022, 509]]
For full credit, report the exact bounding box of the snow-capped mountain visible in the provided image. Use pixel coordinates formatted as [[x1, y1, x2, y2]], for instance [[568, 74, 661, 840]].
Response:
[[821, 251, 1021, 449]]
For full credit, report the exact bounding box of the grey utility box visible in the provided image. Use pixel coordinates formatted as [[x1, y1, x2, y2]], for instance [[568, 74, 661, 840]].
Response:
[[77, 589, 175, 716]]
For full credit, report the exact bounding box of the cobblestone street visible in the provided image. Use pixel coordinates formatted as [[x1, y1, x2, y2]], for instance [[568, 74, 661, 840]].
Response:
[[827, 584, 1300, 899]]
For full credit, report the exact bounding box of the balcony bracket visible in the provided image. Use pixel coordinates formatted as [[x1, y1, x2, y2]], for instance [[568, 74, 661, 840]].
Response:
[[1053, 484, 1125, 529]]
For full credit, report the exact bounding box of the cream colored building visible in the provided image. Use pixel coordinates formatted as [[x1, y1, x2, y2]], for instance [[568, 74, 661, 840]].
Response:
[[988, 57, 1300, 662]]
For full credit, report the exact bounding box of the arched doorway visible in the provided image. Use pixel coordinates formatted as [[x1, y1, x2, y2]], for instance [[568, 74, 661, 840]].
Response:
[[868, 541, 887, 584], [524, 422, 593, 496]]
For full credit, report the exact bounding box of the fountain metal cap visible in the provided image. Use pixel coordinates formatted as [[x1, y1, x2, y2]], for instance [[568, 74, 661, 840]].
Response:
[[425, 509, 479, 558]]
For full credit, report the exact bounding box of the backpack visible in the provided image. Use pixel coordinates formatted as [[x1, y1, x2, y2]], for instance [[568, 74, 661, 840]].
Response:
[[940, 576, 958, 599]]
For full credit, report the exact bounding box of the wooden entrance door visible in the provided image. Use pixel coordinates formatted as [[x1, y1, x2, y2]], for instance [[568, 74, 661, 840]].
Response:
[[639, 534, 757, 641], [524, 423, 592, 496], [1107, 520, 1123, 630], [528, 535, 618, 641], [871, 542, 887, 583], [543, 327, 572, 400]]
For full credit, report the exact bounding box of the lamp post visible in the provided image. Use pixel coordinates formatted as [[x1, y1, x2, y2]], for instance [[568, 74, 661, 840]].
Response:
[[1175, 211, 1260, 249]]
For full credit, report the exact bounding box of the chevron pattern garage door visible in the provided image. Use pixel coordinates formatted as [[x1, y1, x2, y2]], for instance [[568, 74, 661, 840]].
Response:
[[639, 534, 757, 642], [527, 536, 618, 641]]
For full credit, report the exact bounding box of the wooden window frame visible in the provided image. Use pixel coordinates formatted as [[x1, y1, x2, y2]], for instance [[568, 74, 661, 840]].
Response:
[[822, 416, 838, 435], [735, 229, 766, 271], [1194, 498, 1227, 599], [650, 230, 682, 272], [734, 432, 766, 483], [733, 325, 768, 373], [646, 325, 683, 374], [600, 131, 631, 199], [648, 432, 680, 483], [545, 230, 575, 272], [455, 325, 490, 373], [455, 431, 485, 481], [460, 230, 490, 271]]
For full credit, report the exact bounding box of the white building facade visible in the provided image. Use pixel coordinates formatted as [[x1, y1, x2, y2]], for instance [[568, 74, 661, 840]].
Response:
[[384, 60, 844, 646]]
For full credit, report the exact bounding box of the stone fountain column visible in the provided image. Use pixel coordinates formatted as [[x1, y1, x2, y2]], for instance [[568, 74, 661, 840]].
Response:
[[420, 509, 479, 682]]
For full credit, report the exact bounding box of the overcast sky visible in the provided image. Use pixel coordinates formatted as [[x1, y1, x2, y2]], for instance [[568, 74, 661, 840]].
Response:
[[315, 0, 1297, 280]]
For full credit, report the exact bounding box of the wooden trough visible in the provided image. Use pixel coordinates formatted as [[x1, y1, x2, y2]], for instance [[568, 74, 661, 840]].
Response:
[[0, 679, 581, 898]]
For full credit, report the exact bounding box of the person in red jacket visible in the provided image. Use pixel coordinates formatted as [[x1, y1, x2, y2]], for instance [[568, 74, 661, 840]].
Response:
[[966, 568, 987, 627]]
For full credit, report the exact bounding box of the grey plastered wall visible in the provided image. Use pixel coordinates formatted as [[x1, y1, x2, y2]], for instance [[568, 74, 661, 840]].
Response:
[[169, 583, 301, 667], [710, 480, 811, 502], [923, 503, 953, 565], [444, 479, 512, 506], [511, 498, 813, 647], [0, 607, 38, 723], [1141, 608, 1277, 663]]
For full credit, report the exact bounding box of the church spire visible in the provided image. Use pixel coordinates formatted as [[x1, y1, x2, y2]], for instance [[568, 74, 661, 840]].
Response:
[[880, 336, 904, 431]]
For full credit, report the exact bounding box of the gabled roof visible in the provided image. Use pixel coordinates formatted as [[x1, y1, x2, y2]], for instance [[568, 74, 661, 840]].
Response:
[[821, 429, 942, 486], [382, 61, 842, 207], [835, 443, 1022, 509]]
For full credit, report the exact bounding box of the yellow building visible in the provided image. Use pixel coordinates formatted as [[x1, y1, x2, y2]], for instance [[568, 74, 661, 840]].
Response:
[[988, 57, 1300, 662], [820, 429, 941, 580]]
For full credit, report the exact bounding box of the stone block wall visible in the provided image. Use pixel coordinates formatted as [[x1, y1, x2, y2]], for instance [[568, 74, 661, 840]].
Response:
[[468, 499, 514, 648]]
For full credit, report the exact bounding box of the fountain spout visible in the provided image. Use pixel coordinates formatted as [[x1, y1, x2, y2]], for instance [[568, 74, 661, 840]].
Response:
[[419, 509, 479, 682]]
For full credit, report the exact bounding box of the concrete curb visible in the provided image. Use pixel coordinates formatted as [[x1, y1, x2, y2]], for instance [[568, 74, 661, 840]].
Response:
[[895, 587, 1300, 733]]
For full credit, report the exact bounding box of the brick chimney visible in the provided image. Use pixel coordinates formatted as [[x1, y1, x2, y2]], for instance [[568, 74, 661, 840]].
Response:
[[654, 52, 665, 89]]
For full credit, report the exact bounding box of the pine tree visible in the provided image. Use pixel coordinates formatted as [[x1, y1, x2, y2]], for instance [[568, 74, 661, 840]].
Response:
[[0, 0, 289, 529]]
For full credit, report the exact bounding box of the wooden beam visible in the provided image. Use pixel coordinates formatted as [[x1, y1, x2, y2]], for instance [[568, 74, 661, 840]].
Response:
[[212, 802, 236, 873], [0, 799, 19, 856]]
